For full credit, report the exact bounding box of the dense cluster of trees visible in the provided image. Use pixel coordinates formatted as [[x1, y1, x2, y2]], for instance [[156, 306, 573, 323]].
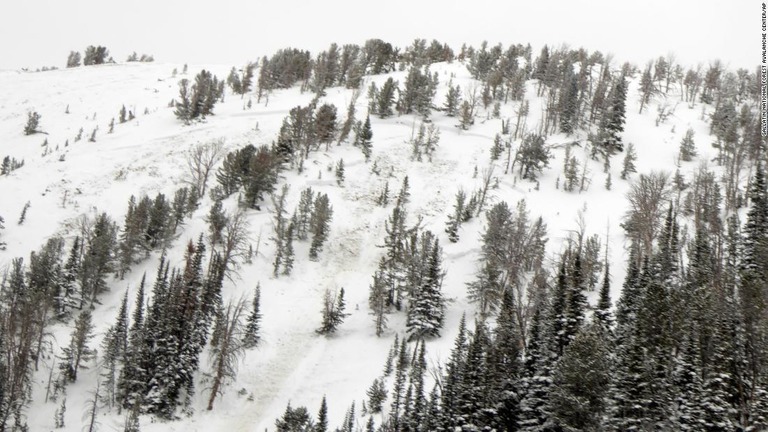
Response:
[[367, 177, 447, 340], [295, 164, 768, 432], [126, 52, 154, 63], [66, 46, 111, 67], [174, 70, 225, 124]]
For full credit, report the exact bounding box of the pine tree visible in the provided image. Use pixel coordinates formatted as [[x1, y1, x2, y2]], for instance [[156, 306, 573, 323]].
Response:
[[638, 64, 655, 114], [549, 323, 612, 431], [377, 77, 397, 118], [23, 111, 41, 135], [679, 128, 697, 161], [206, 199, 228, 247], [518, 302, 554, 430], [315, 103, 338, 146], [227, 67, 242, 94], [369, 260, 389, 337], [335, 159, 345, 186], [459, 100, 473, 130], [243, 284, 262, 348], [272, 185, 290, 277], [59, 310, 95, 382], [490, 133, 505, 161], [66, 51, 81, 68], [559, 73, 580, 134], [406, 234, 445, 340], [444, 83, 462, 117], [175, 79, 192, 124], [564, 252, 588, 346], [600, 75, 628, 152], [445, 189, 466, 243], [367, 378, 387, 413], [620, 142, 637, 179], [119, 105, 127, 123], [489, 289, 523, 430], [594, 263, 613, 330], [309, 193, 333, 260], [316, 396, 328, 432], [358, 115, 373, 162], [316, 288, 349, 335], [456, 323, 492, 430]]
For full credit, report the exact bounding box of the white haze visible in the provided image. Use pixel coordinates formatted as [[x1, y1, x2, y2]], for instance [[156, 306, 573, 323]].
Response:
[[0, 0, 758, 71]]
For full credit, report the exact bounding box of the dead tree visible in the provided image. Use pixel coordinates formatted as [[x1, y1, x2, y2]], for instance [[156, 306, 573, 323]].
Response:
[[206, 298, 247, 410], [186, 139, 225, 198]]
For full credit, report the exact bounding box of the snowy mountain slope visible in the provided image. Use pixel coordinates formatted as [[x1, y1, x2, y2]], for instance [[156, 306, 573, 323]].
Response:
[[0, 55, 728, 432]]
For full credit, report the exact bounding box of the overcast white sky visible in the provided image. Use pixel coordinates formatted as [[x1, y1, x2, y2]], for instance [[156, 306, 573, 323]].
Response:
[[0, 0, 758, 71]]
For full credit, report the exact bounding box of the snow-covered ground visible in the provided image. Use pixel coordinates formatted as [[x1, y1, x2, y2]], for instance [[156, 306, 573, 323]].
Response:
[[0, 58, 720, 431]]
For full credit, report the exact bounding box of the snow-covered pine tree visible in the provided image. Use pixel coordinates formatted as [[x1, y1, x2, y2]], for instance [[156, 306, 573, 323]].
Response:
[[549, 323, 612, 431], [406, 232, 445, 340]]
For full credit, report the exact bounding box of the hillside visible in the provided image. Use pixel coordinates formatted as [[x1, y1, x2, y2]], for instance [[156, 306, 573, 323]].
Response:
[[0, 43, 764, 432]]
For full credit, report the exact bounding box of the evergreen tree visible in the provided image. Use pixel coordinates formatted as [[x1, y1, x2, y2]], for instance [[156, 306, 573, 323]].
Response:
[[445, 189, 466, 243], [275, 404, 315, 431], [335, 159, 345, 186], [83, 45, 109, 65], [367, 378, 387, 413], [206, 199, 228, 247], [490, 133, 505, 161], [23, 111, 41, 135], [559, 73, 580, 134], [309, 193, 333, 260], [358, 115, 373, 162], [594, 262, 614, 330], [679, 128, 697, 161], [518, 303, 554, 430], [406, 233, 445, 340], [489, 289, 523, 430], [316, 288, 349, 335], [369, 260, 389, 337], [564, 252, 588, 346], [638, 64, 655, 114], [227, 67, 242, 94], [59, 310, 95, 382], [243, 284, 262, 348], [599, 76, 628, 152], [316, 396, 328, 432], [517, 133, 551, 181], [377, 77, 397, 118], [739, 162, 768, 429], [443, 83, 462, 117], [620, 142, 638, 179], [549, 323, 612, 431], [174, 79, 192, 124], [459, 100, 473, 130], [315, 103, 338, 146], [66, 51, 81, 68]]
